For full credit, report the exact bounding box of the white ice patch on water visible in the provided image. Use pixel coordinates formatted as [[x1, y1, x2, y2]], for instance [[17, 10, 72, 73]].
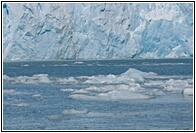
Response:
[[58, 77, 77, 84], [144, 81, 164, 86], [84, 74, 117, 84], [73, 89, 89, 94], [3, 75, 11, 80], [32, 94, 42, 97], [62, 109, 88, 115], [60, 89, 75, 92], [74, 62, 84, 64], [121, 68, 157, 82], [12, 103, 30, 107], [32, 94, 42, 100], [69, 91, 154, 101], [69, 84, 155, 101], [183, 88, 193, 96], [3, 74, 52, 84], [84, 68, 157, 84], [3, 68, 155, 85], [163, 79, 192, 92], [46, 115, 60, 120], [3, 68, 193, 101], [86, 112, 115, 117], [33, 74, 52, 84], [53, 64, 68, 66], [83, 85, 115, 93], [21, 64, 29, 67], [3, 89, 16, 94], [72, 84, 144, 94], [3, 89, 29, 95]]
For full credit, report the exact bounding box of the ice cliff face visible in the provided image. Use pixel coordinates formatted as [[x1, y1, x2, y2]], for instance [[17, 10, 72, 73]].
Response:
[[3, 3, 193, 61]]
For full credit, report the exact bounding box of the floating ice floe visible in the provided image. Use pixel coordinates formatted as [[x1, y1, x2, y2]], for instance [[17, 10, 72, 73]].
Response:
[[33, 74, 52, 84], [3, 68, 193, 101], [68, 82, 156, 101], [3, 89, 16, 94], [32, 94, 43, 100], [12, 103, 30, 107], [144, 81, 164, 86], [3, 89, 29, 95], [53, 64, 68, 66], [46, 115, 60, 120], [72, 85, 113, 94], [182, 88, 193, 96], [60, 89, 75, 92], [21, 64, 29, 67], [69, 84, 155, 101], [3, 75, 11, 80], [3, 74, 52, 84], [69, 90, 154, 101], [83, 68, 157, 85], [73, 62, 84, 64], [163, 79, 192, 92], [62, 109, 88, 115], [32, 94, 42, 97], [58, 77, 78, 84], [121, 68, 157, 82], [3, 68, 156, 85]]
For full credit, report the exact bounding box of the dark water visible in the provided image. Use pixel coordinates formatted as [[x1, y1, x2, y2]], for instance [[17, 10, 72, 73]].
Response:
[[3, 59, 193, 130], [3, 58, 193, 77]]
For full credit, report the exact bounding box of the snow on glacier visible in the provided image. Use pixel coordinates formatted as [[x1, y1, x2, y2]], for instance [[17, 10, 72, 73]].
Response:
[[3, 3, 193, 61]]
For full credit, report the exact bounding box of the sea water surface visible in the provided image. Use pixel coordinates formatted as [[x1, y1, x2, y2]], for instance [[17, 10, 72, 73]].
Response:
[[3, 59, 193, 130]]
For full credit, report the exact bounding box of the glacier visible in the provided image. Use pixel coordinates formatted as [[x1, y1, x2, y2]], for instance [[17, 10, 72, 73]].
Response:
[[3, 3, 193, 61]]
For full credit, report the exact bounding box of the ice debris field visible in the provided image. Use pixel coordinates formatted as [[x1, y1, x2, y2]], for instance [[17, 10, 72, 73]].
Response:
[[3, 68, 193, 101]]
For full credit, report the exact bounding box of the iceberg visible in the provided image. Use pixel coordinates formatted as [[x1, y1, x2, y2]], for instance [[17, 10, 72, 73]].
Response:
[[3, 3, 193, 61]]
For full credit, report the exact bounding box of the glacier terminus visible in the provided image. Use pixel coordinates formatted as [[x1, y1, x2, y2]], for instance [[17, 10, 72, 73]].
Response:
[[3, 3, 193, 61]]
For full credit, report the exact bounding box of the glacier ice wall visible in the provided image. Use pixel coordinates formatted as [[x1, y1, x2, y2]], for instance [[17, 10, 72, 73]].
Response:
[[3, 3, 193, 61]]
